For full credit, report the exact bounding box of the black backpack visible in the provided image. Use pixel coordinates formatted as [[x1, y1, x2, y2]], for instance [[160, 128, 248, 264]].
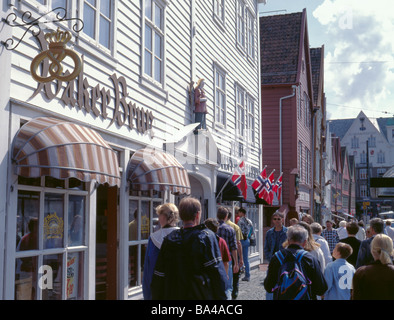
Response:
[[272, 249, 311, 300], [151, 226, 215, 300]]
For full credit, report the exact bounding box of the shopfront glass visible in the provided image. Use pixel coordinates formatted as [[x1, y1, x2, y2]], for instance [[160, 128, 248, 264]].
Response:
[[128, 190, 163, 291], [15, 177, 87, 300]]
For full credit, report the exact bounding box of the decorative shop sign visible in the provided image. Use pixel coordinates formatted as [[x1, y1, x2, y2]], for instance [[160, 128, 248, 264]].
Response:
[[31, 31, 154, 134], [31, 28, 82, 83]]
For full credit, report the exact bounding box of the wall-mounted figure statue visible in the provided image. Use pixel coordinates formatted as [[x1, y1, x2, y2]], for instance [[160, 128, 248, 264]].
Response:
[[193, 78, 208, 133]]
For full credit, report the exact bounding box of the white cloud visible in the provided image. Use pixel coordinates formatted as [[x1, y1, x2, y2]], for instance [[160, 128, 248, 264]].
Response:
[[313, 0, 394, 119]]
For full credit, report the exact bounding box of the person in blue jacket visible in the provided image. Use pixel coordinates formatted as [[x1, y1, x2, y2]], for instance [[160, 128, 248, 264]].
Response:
[[142, 203, 179, 300], [264, 211, 288, 263]]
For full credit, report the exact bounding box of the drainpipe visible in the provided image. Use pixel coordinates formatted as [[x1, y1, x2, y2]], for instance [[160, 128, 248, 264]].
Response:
[[279, 85, 297, 205]]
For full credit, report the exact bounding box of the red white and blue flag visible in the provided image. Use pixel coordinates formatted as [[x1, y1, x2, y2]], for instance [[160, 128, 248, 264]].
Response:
[[252, 167, 267, 199], [273, 172, 283, 202], [263, 170, 275, 205], [231, 161, 248, 200]]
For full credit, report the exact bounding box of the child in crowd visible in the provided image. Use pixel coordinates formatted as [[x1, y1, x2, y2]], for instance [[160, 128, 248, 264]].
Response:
[[323, 242, 355, 300]]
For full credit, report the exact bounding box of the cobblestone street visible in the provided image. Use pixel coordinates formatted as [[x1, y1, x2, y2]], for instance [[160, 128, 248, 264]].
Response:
[[236, 264, 268, 300]]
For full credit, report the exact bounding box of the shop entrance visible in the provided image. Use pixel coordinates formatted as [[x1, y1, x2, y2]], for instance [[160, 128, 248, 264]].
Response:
[[96, 185, 118, 300], [188, 175, 208, 221]]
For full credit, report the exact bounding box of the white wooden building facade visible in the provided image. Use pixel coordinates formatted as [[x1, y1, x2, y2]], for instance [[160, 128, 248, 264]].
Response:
[[0, 0, 264, 300]]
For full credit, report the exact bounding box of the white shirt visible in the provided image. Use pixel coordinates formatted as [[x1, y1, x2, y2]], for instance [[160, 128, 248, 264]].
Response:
[[386, 226, 394, 241], [313, 234, 333, 267], [355, 227, 366, 241], [336, 227, 348, 240]]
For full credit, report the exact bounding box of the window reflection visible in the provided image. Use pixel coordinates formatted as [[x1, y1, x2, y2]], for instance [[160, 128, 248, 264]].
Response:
[[15, 256, 38, 300], [42, 254, 62, 300], [68, 195, 85, 246], [17, 191, 39, 251]]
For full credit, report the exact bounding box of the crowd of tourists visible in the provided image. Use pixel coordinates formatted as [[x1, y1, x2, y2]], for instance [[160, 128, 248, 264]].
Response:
[[263, 212, 394, 300], [140, 196, 394, 300], [142, 197, 255, 300]]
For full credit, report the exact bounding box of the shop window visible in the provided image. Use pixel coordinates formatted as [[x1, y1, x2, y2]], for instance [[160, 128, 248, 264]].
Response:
[[128, 192, 163, 291], [15, 177, 87, 300], [246, 205, 259, 255]]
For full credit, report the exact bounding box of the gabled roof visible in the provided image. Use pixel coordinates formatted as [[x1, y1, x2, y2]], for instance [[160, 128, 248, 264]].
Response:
[[329, 111, 394, 142], [259, 10, 304, 85], [328, 118, 354, 139], [310, 46, 324, 106]]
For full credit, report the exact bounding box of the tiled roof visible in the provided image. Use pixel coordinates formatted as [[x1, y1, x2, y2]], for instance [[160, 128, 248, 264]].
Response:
[[377, 117, 394, 141], [259, 11, 303, 85], [310, 47, 322, 106], [328, 119, 354, 139]]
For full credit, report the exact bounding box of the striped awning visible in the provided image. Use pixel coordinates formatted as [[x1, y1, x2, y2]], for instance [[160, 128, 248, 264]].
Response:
[[12, 117, 121, 186], [127, 148, 191, 195]]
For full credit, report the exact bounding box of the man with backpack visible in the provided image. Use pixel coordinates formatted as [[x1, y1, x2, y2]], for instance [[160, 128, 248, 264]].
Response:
[[151, 197, 227, 300], [263, 225, 328, 300]]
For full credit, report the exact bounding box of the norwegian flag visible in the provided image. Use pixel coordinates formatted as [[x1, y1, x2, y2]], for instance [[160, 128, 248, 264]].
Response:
[[273, 172, 283, 202], [262, 170, 275, 205], [231, 161, 248, 200], [252, 167, 267, 199]]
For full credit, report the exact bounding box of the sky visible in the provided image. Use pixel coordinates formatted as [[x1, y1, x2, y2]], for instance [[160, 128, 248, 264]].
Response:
[[258, 0, 394, 121]]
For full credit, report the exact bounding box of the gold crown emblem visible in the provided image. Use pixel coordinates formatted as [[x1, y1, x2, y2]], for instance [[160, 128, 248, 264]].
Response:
[[44, 28, 72, 50]]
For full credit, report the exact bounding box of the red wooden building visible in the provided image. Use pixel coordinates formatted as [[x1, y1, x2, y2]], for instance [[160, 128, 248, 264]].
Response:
[[260, 9, 315, 226]]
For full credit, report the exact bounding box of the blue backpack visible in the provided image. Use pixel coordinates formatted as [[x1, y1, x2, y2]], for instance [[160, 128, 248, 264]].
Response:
[[272, 249, 312, 300]]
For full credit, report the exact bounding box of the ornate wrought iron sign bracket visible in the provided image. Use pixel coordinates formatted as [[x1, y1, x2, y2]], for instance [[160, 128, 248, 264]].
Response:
[[1, 7, 84, 51]]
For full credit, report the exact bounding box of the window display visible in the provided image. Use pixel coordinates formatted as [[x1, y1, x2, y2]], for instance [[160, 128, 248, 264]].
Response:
[[15, 177, 87, 300]]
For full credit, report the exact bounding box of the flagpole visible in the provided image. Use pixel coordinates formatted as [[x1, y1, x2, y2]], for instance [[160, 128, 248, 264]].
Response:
[[273, 172, 283, 206], [216, 175, 232, 201], [267, 169, 275, 205]]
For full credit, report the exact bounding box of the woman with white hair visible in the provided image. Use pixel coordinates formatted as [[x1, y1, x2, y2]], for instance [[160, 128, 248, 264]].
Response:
[[142, 203, 179, 300], [336, 220, 348, 240], [352, 234, 394, 300]]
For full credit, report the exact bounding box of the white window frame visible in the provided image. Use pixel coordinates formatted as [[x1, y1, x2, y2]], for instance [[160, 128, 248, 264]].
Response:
[[127, 193, 163, 295], [351, 136, 359, 149], [247, 96, 255, 144], [236, 0, 246, 52], [140, 0, 168, 98], [360, 151, 366, 164], [214, 64, 227, 127], [12, 178, 89, 300], [299, 141, 303, 182], [297, 86, 302, 120], [80, 0, 115, 51], [304, 92, 310, 127], [246, 8, 255, 61], [377, 151, 385, 163], [359, 168, 367, 179], [368, 135, 376, 148], [305, 147, 311, 185], [213, 0, 226, 27], [235, 85, 246, 138], [360, 184, 367, 198]]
